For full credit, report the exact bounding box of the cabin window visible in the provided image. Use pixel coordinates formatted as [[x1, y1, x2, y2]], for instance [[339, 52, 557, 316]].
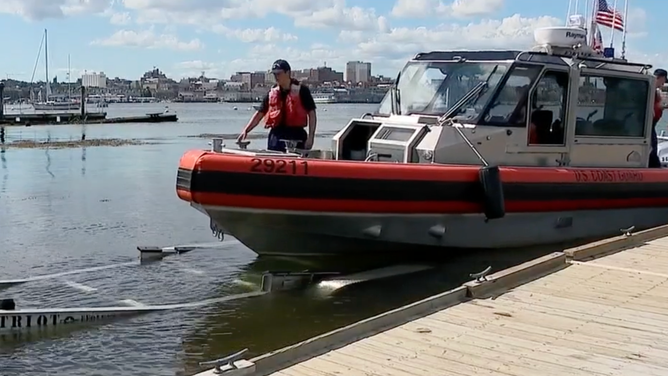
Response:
[[575, 74, 648, 138], [527, 70, 569, 146], [376, 61, 509, 117], [481, 65, 542, 127]]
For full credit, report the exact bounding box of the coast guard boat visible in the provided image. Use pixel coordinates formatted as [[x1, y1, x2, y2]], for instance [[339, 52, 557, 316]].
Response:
[[176, 21, 668, 256]]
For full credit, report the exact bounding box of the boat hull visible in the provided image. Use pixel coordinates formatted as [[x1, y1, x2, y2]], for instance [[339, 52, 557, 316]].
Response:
[[197, 204, 668, 256], [177, 150, 668, 256], [32, 103, 80, 111]]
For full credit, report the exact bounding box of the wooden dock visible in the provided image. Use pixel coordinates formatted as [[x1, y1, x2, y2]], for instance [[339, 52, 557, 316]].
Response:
[[0, 112, 106, 125], [193, 225, 668, 376]]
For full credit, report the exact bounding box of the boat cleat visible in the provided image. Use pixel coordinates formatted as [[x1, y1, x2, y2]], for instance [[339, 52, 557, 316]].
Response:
[[198, 348, 255, 375]]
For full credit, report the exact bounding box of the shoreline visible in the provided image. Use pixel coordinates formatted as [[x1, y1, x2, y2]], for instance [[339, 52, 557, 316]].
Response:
[[1, 138, 152, 149]]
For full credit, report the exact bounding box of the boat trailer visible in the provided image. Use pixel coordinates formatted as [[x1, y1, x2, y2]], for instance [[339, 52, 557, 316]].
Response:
[[1, 244, 434, 335]]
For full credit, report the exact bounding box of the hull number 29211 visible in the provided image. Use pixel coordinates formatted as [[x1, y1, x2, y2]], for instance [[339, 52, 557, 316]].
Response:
[[250, 158, 309, 175]]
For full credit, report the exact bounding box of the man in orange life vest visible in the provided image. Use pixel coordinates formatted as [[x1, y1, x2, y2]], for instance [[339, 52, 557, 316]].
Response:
[[237, 59, 317, 152], [649, 68, 667, 168]]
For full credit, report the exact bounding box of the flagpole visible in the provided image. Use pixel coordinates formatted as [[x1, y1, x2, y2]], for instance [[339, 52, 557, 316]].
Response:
[[587, 0, 596, 47], [609, 0, 618, 47], [621, 0, 629, 58]]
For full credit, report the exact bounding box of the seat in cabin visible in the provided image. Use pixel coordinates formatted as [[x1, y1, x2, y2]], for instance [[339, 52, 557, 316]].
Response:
[[530, 110, 553, 144]]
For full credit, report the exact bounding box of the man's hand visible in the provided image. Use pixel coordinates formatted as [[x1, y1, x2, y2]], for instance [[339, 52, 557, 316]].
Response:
[[304, 136, 314, 150], [236, 130, 248, 143]]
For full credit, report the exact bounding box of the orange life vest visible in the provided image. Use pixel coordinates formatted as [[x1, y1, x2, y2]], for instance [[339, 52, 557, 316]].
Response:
[[528, 122, 539, 144], [265, 84, 308, 128]]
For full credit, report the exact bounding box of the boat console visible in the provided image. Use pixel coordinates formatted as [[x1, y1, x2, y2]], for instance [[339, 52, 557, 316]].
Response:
[[331, 119, 381, 160], [365, 124, 430, 163], [332, 117, 430, 162]]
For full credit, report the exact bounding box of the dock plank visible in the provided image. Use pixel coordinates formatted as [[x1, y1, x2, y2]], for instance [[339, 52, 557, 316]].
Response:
[[267, 234, 668, 376]]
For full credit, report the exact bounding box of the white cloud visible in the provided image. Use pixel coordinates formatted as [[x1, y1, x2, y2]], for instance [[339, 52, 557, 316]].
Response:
[[121, 0, 387, 33], [172, 14, 561, 79], [174, 43, 347, 79], [61, 0, 111, 16], [0, 0, 111, 20], [448, 0, 504, 18], [391, 0, 503, 18], [354, 14, 561, 62], [109, 11, 131, 25], [293, 1, 386, 31], [173, 60, 221, 78], [90, 29, 203, 51], [121, 0, 331, 25], [391, 0, 442, 18], [211, 26, 298, 43]]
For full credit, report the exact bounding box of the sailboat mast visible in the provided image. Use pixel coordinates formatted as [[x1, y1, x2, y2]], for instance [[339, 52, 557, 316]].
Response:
[[68, 54, 71, 98], [44, 29, 49, 84]]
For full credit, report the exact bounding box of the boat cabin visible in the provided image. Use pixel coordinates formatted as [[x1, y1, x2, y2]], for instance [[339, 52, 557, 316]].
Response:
[[332, 28, 656, 168]]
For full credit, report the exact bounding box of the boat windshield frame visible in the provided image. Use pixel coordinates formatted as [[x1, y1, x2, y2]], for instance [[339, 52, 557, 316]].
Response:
[[376, 60, 513, 119]]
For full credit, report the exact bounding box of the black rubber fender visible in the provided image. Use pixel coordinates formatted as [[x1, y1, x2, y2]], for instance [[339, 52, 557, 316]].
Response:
[[479, 165, 505, 220]]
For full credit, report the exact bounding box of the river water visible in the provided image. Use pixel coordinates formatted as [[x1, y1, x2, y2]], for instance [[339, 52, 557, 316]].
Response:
[[0, 103, 599, 376]]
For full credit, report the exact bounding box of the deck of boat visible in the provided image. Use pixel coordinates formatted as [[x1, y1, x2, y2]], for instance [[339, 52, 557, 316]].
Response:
[[194, 225, 668, 376]]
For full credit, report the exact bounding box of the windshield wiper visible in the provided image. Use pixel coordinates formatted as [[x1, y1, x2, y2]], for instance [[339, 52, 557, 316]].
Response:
[[439, 64, 499, 122], [390, 70, 402, 115]]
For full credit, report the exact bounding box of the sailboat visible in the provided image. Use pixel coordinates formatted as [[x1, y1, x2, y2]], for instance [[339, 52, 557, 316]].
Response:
[[32, 29, 80, 112]]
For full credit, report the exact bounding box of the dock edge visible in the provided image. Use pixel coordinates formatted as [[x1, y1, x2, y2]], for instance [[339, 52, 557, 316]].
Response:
[[194, 224, 668, 376]]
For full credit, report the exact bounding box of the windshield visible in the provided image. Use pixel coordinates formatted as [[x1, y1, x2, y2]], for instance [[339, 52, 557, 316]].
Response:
[[377, 61, 509, 117]]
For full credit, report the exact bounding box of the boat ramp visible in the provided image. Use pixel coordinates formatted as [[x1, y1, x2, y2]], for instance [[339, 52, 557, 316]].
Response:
[[193, 225, 668, 375]]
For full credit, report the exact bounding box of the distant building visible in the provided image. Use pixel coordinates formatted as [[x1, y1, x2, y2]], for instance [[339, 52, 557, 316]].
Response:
[[231, 72, 265, 89], [345, 61, 371, 84], [81, 71, 107, 88], [280, 66, 343, 86]]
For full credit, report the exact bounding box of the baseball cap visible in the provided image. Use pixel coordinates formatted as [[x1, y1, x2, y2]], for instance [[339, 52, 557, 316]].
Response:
[[654, 69, 667, 79], [271, 59, 291, 74]]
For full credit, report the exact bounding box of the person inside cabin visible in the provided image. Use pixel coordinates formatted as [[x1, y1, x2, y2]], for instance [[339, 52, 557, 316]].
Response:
[[649, 69, 667, 168], [0, 298, 15, 310], [512, 84, 541, 144], [237, 59, 318, 152]]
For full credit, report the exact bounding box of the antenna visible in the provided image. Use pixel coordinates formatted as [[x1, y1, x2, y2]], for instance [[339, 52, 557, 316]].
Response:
[[621, 0, 629, 58], [609, 0, 619, 47]]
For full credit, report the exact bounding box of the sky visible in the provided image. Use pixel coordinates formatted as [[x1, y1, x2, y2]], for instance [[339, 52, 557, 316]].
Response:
[[0, 0, 662, 82]]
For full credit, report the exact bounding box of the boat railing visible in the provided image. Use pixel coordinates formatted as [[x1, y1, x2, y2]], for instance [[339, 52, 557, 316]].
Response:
[[516, 46, 651, 69], [209, 138, 302, 157], [209, 138, 332, 159], [659, 130, 668, 142]]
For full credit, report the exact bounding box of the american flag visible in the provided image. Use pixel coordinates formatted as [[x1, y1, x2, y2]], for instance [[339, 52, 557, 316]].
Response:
[[595, 0, 624, 31], [592, 26, 603, 51]]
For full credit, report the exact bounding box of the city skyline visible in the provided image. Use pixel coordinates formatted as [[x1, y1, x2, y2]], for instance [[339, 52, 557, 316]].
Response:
[[0, 0, 664, 81], [2, 59, 378, 85]]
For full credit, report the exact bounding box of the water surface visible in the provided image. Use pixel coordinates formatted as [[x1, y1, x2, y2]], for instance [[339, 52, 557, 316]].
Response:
[[0, 103, 607, 376]]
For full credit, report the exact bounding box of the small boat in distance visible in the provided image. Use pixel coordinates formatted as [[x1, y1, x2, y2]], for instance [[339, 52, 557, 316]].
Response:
[[32, 101, 80, 111], [313, 92, 337, 104], [30, 30, 81, 112]]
